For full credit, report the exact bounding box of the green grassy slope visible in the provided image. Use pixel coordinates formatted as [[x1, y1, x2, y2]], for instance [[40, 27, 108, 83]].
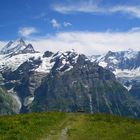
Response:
[[0, 112, 140, 140]]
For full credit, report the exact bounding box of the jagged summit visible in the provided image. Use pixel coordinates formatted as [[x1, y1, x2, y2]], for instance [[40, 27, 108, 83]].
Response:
[[0, 38, 36, 55], [89, 49, 140, 92], [92, 49, 140, 71]]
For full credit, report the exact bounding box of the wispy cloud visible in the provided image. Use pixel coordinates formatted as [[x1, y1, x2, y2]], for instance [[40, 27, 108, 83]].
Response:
[[52, 1, 140, 18], [110, 6, 140, 18], [50, 19, 72, 29], [129, 27, 140, 32], [52, 2, 103, 14], [50, 19, 61, 29], [63, 22, 72, 27], [18, 27, 38, 37], [27, 28, 140, 55]]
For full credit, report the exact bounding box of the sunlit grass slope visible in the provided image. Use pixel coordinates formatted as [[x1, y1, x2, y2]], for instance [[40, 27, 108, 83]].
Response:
[[0, 112, 140, 140]]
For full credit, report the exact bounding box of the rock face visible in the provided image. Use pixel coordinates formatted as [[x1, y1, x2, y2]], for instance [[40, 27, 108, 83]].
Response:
[[0, 39, 140, 118], [0, 87, 20, 115], [30, 55, 140, 118]]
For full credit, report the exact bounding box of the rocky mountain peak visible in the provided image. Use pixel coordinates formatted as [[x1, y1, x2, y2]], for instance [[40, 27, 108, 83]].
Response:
[[0, 38, 36, 55], [90, 49, 140, 92], [15, 38, 26, 44]]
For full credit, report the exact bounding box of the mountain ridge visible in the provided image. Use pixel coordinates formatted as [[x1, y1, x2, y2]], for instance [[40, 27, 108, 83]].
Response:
[[0, 39, 140, 118]]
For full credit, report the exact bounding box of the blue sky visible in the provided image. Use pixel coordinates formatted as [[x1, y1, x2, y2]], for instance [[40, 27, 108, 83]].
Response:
[[0, 0, 140, 54]]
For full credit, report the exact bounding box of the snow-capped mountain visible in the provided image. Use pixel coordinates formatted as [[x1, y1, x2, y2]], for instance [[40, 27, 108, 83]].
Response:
[[0, 38, 36, 56], [94, 49, 140, 71], [0, 39, 80, 113], [0, 39, 140, 119], [0, 38, 41, 72], [91, 49, 140, 92], [0, 47, 79, 74]]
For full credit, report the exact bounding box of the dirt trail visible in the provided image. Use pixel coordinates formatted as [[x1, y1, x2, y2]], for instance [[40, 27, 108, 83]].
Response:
[[58, 127, 68, 140], [43, 114, 82, 140]]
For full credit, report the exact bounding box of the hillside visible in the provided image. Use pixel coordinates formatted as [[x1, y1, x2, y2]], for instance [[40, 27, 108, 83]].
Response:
[[0, 112, 140, 140]]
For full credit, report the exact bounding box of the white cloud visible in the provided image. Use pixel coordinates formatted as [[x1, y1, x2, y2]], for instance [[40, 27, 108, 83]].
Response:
[[110, 6, 140, 18], [52, 1, 140, 18], [28, 29, 140, 55], [50, 19, 61, 29], [129, 27, 140, 32], [50, 19, 72, 29], [52, 2, 103, 14], [63, 22, 72, 27], [1, 28, 140, 55], [18, 27, 37, 37]]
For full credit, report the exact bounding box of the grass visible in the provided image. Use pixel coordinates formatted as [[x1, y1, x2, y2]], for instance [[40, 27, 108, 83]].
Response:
[[0, 112, 140, 140], [0, 112, 66, 140]]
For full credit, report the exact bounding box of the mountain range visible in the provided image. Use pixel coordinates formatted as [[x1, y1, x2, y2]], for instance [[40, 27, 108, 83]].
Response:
[[0, 39, 140, 118]]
